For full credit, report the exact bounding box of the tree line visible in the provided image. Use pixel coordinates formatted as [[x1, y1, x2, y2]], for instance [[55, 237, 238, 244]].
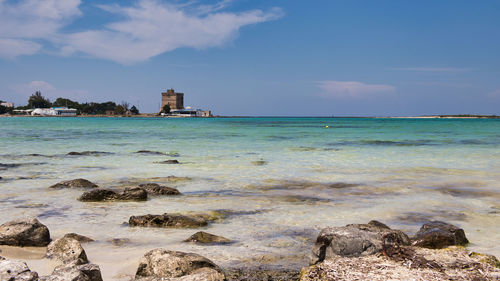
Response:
[[2, 91, 140, 115]]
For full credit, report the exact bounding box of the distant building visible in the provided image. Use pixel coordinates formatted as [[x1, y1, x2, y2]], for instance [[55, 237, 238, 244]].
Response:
[[1, 102, 14, 108], [31, 107, 77, 116], [161, 89, 184, 111]]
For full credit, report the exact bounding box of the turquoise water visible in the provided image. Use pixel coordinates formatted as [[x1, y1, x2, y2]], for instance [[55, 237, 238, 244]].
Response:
[[1, 117, 499, 279]]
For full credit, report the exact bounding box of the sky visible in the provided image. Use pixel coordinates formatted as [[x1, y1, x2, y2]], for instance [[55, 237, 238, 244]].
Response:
[[0, 0, 499, 116]]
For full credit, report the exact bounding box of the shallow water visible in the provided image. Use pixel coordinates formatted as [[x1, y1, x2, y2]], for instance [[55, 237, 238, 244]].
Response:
[[0, 117, 499, 280]]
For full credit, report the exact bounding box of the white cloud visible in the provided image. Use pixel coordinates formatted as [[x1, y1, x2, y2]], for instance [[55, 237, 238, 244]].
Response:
[[390, 67, 468, 73], [0, 0, 283, 64], [317, 81, 396, 99], [10, 80, 88, 101], [0, 38, 41, 58]]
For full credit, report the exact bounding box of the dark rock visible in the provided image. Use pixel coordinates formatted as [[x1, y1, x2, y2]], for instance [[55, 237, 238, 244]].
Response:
[[78, 188, 147, 202], [138, 183, 181, 195], [63, 233, 95, 243], [135, 248, 225, 280], [129, 213, 208, 228], [40, 263, 103, 281], [67, 151, 111, 156], [184, 231, 232, 244], [49, 179, 98, 189], [46, 236, 88, 265], [135, 150, 165, 155], [412, 221, 469, 249], [0, 217, 51, 247], [311, 220, 410, 264], [0, 258, 39, 281], [108, 238, 131, 246], [157, 159, 179, 164]]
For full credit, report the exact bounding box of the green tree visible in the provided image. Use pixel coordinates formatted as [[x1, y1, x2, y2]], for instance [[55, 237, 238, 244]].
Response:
[[162, 104, 171, 114], [0, 105, 7, 114], [115, 104, 125, 115], [28, 91, 51, 108], [130, 105, 139, 115]]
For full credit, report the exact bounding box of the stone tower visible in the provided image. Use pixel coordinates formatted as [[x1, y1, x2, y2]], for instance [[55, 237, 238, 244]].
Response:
[[161, 89, 184, 111]]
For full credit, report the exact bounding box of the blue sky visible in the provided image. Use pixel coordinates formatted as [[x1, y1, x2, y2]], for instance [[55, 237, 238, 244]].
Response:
[[0, 0, 499, 116]]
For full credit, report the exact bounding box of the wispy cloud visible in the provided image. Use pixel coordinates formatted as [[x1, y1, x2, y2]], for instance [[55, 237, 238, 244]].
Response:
[[317, 81, 396, 99], [10, 80, 88, 100], [0, 0, 283, 64], [390, 67, 468, 73]]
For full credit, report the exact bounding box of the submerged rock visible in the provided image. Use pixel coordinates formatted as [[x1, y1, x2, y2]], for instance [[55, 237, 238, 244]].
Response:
[[0, 217, 51, 247], [49, 178, 98, 189], [129, 213, 208, 228], [412, 221, 469, 249], [78, 188, 147, 202], [40, 263, 103, 281], [67, 151, 111, 156], [138, 183, 181, 195], [157, 159, 180, 164], [311, 220, 410, 263], [108, 238, 131, 247], [135, 249, 225, 280], [135, 150, 165, 155], [63, 233, 95, 243], [0, 258, 39, 281], [46, 236, 88, 265], [184, 231, 232, 244]]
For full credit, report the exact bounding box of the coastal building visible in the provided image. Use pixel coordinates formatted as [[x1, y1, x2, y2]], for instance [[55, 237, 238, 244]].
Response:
[[161, 89, 184, 110], [31, 107, 77, 116], [0, 102, 14, 108]]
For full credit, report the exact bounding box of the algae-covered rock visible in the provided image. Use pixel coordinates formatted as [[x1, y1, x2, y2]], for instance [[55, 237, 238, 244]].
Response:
[[412, 221, 469, 249], [184, 231, 232, 244], [78, 188, 147, 202], [129, 213, 208, 228], [138, 183, 181, 195], [49, 178, 98, 189]]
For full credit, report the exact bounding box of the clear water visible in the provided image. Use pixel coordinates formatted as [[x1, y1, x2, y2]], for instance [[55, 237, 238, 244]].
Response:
[[1, 117, 499, 279]]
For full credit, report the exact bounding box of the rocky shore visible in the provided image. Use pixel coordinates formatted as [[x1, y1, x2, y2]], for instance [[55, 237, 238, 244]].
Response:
[[1, 178, 499, 280]]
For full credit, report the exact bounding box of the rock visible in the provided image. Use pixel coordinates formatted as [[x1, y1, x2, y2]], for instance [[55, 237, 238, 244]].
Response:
[[138, 183, 181, 195], [135, 150, 165, 155], [49, 179, 98, 189], [226, 268, 300, 281], [0, 258, 39, 281], [40, 263, 103, 281], [108, 238, 131, 246], [311, 220, 410, 263], [157, 159, 180, 164], [129, 214, 208, 228], [184, 231, 232, 244], [67, 151, 111, 156], [412, 221, 469, 249], [63, 233, 95, 243], [135, 249, 224, 280], [46, 236, 88, 265], [78, 188, 147, 202], [0, 217, 51, 247]]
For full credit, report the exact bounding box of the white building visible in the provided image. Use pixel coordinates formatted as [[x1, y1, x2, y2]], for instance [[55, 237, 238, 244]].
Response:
[[31, 107, 77, 116], [1, 102, 14, 107]]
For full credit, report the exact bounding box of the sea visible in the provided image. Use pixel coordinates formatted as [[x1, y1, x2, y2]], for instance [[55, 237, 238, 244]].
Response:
[[0, 117, 499, 280]]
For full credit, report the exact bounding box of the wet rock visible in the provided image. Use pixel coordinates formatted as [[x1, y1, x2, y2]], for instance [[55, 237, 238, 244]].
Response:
[[67, 151, 111, 156], [46, 236, 88, 265], [49, 179, 98, 189], [78, 188, 147, 202], [40, 263, 103, 281], [184, 231, 232, 244], [63, 233, 95, 243], [138, 183, 181, 196], [0, 217, 51, 247], [108, 238, 131, 247], [251, 160, 267, 166], [135, 249, 225, 280], [0, 258, 39, 281], [412, 221, 469, 249], [135, 150, 165, 155], [129, 213, 208, 228], [311, 220, 410, 263], [157, 159, 180, 164]]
